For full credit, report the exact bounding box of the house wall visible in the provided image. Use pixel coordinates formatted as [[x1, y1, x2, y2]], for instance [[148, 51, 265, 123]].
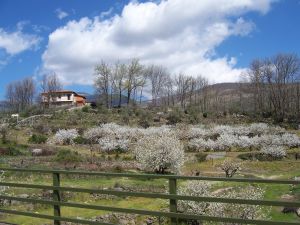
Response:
[[42, 93, 75, 104], [75, 96, 86, 106]]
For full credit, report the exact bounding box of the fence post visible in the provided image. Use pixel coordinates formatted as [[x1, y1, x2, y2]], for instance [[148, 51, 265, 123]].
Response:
[[169, 178, 177, 225], [53, 172, 61, 225]]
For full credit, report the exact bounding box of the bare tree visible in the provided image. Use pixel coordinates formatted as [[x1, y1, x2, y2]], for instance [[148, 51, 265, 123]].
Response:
[[125, 59, 143, 105], [247, 53, 300, 121], [40, 73, 63, 106], [145, 65, 168, 107], [5, 77, 36, 112], [95, 61, 112, 108]]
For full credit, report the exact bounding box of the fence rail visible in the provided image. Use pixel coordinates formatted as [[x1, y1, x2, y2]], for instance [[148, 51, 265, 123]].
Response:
[[0, 168, 300, 225]]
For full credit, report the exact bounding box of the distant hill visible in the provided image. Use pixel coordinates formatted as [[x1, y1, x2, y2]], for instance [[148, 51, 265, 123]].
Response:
[[81, 93, 129, 107], [0, 101, 8, 111]]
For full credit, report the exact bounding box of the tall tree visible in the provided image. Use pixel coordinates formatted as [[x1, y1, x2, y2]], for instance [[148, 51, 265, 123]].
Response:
[[6, 77, 36, 112], [94, 61, 111, 108]]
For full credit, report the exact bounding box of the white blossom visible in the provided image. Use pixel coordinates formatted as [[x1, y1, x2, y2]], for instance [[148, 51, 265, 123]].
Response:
[[178, 181, 212, 214], [178, 181, 269, 223], [134, 134, 184, 174], [98, 136, 129, 152], [48, 129, 78, 145], [261, 145, 286, 160]]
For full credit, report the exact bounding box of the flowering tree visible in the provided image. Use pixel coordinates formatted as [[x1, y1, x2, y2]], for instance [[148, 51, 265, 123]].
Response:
[[178, 181, 269, 225], [219, 159, 241, 178], [98, 136, 129, 152], [48, 129, 78, 145], [261, 146, 286, 160], [134, 134, 184, 174], [178, 181, 211, 214], [0, 170, 7, 194], [208, 186, 269, 224]]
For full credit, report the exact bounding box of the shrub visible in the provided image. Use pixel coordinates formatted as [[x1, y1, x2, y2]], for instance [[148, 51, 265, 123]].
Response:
[[178, 181, 269, 223], [81, 105, 90, 113], [98, 136, 129, 152], [0, 170, 7, 194], [261, 146, 286, 160], [28, 134, 48, 144], [7, 146, 24, 156], [202, 112, 208, 118], [134, 134, 184, 174], [0, 123, 9, 144], [54, 149, 82, 164], [48, 129, 78, 145], [73, 136, 88, 144], [167, 109, 182, 125], [195, 153, 208, 162]]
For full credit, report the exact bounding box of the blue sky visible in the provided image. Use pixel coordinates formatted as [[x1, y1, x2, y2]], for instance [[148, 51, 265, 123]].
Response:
[[0, 0, 299, 100]]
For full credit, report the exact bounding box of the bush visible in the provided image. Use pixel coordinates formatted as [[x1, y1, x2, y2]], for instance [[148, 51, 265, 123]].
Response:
[[134, 134, 184, 174], [138, 111, 152, 128], [195, 153, 207, 162], [203, 112, 208, 118], [73, 136, 88, 144], [82, 105, 90, 113], [261, 146, 286, 160], [167, 109, 182, 125], [7, 146, 24, 156], [54, 149, 82, 164], [48, 129, 79, 145], [28, 134, 48, 144]]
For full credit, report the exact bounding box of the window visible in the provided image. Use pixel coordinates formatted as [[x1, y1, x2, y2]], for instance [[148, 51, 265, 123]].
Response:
[[67, 94, 71, 100]]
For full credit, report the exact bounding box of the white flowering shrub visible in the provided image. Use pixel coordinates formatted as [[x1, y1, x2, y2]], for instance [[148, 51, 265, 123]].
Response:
[[83, 127, 104, 144], [178, 181, 269, 224], [48, 129, 78, 145], [208, 186, 269, 224], [98, 136, 129, 152], [134, 134, 184, 174], [0, 170, 7, 194], [261, 146, 286, 160], [178, 181, 212, 214], [281, 133, 300, 148]]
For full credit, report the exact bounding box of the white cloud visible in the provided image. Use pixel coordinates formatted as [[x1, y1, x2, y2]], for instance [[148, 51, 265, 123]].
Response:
[[100, 7, 114, 19], [42, 0, 275, 85], [0, 27, 41, 55], [55, 8, 69, 20]]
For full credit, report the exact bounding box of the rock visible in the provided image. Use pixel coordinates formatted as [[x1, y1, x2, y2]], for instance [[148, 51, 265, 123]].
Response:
[[297, 208, 300, 217], [31, 148, 43, 156], [206, 152, 226, 160], [114, 187, 123, 192], [18, 194, 29, 198], [281, 194, 294, 201], [282, 207, 298, 214], [146, 217, 155, 225]]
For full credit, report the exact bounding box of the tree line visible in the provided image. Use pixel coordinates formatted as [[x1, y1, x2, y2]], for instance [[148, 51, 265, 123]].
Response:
[[245, 53, 300, 122], [94, 58, 209, 109], [3, 53, 300, 123], [5, 73, 62, 112]]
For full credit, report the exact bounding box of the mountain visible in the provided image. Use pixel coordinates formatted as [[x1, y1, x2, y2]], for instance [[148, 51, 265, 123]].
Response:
[[82, 93, 129, 107]]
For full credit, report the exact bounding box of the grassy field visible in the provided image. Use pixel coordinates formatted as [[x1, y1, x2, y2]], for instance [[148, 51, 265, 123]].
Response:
[[1, 120, 300, 225]]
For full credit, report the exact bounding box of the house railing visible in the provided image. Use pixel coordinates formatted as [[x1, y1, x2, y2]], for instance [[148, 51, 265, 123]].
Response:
[[0, 168, 300, 225]]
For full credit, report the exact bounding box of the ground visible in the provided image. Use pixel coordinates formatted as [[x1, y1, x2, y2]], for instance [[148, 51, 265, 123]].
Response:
[[0, 110, 300, 224]]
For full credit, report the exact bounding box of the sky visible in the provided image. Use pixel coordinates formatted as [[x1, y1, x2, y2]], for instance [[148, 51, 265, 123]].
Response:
[[0, 0, 300, 100]]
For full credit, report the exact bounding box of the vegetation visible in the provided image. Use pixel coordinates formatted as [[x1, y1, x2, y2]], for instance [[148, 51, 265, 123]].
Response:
[[0, 53, 300, 224]]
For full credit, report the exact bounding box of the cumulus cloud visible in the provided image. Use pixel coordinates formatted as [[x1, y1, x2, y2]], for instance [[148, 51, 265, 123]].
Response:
[[0, 27, 41, 55], [42, 0, 274, 85], [55, 8, 69, 20]]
